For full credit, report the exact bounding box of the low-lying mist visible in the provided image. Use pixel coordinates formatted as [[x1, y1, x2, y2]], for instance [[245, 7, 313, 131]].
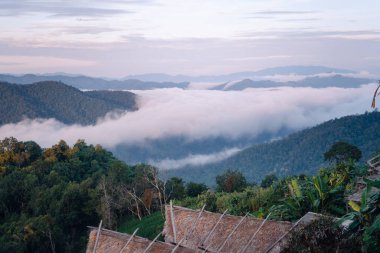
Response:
[[149, 147, 243, 170], [0, 84, 376, 159]]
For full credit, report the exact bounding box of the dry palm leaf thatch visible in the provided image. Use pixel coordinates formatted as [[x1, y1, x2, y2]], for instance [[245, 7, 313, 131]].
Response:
[[163, 205, 294, 253], [86, 227, 199, 253]]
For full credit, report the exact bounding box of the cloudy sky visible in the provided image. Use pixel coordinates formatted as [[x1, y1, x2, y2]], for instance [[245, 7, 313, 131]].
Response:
[[1, 0, 380, 77]]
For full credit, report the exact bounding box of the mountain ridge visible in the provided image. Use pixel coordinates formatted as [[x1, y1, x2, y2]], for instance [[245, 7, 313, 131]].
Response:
[[0, 81, 137, 125], [0, 66, 356, 88], [126, 66, 355, 82], [211, 75, 374, 90], [0, 74, 189, 90]]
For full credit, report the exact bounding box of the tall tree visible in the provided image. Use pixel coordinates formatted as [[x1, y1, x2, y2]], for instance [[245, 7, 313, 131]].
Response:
[[185, 182, 208, 197], [165, 177, 185, 200], [216, 169, 247, 193], [324, 141, 362, 164]]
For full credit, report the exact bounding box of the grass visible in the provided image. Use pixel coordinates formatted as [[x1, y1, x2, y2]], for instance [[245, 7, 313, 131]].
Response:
[[117, 211, 165, 240]]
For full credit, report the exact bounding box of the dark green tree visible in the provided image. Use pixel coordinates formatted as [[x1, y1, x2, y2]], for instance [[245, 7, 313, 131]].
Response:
[[23, 141, 42, 163], [216, 169, 247, 193], [324, 141, 362, 164], [165, 177, 185, 200], [185, 182, 208, 197]]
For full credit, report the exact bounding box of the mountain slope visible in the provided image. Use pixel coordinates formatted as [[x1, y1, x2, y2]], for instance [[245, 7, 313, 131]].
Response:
[[165, 112, 380, 185], [0, 74, 188, 90], [0, 81, 137, 125]]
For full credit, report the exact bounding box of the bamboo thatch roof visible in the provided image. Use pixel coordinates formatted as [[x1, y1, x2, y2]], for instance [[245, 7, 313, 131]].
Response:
[[265, 212, 328, 253], [163, 205, 294, 253], [86, 227, 199, 253], [85, 205, 327, 253]]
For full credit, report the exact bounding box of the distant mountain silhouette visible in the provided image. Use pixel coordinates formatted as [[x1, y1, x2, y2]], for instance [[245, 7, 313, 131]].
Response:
[[0, 66, 362, 89], [126, 66, 355, 82], [0, 74, 188, 90], [211, 75, 374, 90]]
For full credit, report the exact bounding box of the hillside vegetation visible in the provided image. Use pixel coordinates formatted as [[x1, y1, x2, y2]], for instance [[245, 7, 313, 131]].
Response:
[[0, 81, 137, 125], [167, 112, 380, 184], [173, 159, 380, 251], [0, 137, 165, 252], [117, 211, 164, 240], [1, 136, 379, 252]]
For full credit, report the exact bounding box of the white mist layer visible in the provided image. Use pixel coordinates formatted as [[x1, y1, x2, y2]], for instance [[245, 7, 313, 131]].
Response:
[[149, 147, 242, 170], [0, 84, 376, 148]]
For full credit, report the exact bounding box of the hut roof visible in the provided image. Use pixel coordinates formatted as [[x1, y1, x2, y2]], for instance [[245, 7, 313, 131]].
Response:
[[264, 212, 331, 253], [163, 205, 294, 253], [86, 227, 199, 253]]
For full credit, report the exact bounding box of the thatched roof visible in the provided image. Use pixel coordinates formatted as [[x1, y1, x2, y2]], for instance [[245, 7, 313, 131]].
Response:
[[85, 206, 328, 253], [163, 205, 294, 253], [265, 212, 329, 253], [86, 227, 199, 253]]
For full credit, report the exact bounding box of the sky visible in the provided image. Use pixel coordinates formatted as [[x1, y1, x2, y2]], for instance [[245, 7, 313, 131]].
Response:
[[0, 0, 380, 77]]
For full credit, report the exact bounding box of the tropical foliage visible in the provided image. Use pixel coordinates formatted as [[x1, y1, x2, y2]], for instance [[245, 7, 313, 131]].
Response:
[[339, 178, 380, 251], [0, 137, 162, 253]]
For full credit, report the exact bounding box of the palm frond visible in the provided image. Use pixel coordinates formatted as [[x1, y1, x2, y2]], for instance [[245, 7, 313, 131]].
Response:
[[371, 81, 380, 108]]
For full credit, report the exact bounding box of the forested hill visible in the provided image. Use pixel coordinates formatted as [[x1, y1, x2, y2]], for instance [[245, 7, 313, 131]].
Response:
[[167, 112, 380, 185], [0, 81, 137, 125]]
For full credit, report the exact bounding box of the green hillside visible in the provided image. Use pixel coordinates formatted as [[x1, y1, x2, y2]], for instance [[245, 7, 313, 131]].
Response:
[[0, 81, 137, 125], [166, 112, 380, 185]]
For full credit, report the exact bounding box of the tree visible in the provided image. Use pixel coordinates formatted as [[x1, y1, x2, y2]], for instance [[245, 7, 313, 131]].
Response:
[[324, 141, 362, 164], [261, 173, 278, 188], [165, 177, 185, 200], [185, 182, 208, 197], [216, 169, 247, 193], [23, 141, 42, 163]]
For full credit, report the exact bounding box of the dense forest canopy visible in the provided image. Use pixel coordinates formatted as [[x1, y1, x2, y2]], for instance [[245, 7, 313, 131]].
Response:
[[0, 137, 165, 252], [167, 111, 380, 185]]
